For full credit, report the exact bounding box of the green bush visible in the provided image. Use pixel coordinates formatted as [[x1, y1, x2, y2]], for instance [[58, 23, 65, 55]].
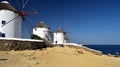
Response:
[[31, 34, 42, 40]]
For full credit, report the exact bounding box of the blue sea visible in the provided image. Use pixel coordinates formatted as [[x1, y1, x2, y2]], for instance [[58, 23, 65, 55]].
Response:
[[84, 45, 120, 55]]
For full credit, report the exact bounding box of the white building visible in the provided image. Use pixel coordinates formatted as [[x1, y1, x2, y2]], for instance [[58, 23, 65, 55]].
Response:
[[33, 21, 51, 42], [0, 1, 21, 38], [53, 28, 66, 44]]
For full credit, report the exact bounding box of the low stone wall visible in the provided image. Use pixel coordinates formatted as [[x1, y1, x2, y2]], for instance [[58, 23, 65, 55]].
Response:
[[0, 39, 45, 51]]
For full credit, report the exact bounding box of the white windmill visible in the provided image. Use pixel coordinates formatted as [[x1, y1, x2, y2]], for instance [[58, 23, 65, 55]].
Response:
[[0, 0, 37, 38], [33, 21, 52, 42], [0, 1, 21, 38], [53, 28, 66, 44]]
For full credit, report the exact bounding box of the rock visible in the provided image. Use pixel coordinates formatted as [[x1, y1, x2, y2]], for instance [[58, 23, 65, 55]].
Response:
[[32, 57, 36, 59], [77, 50, 84, 54], [35, 61, 39, 64], [27, 65, 31, 67]]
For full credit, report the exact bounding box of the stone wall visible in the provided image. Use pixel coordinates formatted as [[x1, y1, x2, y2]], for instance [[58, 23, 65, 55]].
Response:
[[0, 39, 45, 51]]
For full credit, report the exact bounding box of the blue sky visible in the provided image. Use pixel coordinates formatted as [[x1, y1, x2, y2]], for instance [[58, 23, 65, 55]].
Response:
[[3, 0, 120, 44]]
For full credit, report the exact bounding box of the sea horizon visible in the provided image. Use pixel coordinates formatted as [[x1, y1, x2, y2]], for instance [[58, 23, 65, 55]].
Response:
[[84, 45, 120, 55]]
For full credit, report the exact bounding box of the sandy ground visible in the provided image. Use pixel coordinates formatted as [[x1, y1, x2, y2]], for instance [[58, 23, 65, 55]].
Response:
[[0, 46, 120, 67]]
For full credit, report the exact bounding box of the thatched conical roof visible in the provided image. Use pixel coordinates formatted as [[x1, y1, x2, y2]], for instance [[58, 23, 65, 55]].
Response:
[[34, 21, 48, 28], [0, 1, 17, 13], [55, 28, 64, 33]]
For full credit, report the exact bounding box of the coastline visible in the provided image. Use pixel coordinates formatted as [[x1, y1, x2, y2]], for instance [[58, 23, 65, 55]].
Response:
[[84, 45, 120, 57]]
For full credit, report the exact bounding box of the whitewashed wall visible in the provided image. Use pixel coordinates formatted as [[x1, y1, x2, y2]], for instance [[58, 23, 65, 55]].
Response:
[[33, 27, 51, 42], [53, 32, 64, 44], [0, 10, 21, 38]]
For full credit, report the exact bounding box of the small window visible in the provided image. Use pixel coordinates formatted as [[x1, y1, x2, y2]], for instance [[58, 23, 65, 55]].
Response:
[[1, 33, 5, 37], [0, 33, 5, 37], [2, 20, 6, 25]]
